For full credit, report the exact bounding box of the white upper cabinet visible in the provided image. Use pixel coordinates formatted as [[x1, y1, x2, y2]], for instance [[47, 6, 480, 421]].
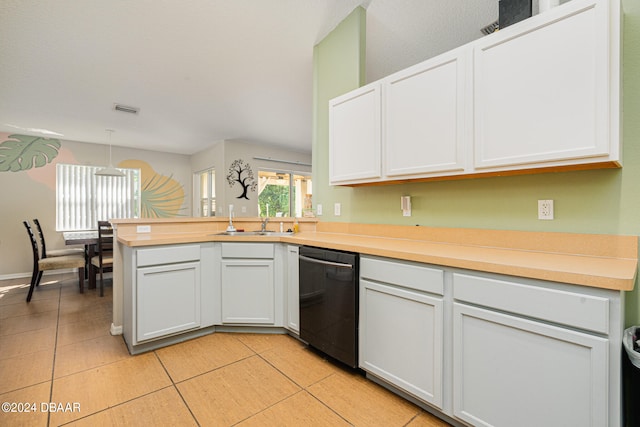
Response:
[[384, 48, 469, 179], [329, 84, 382, 184], [329, 0, 621, 185], [473, 0, 619, 171]]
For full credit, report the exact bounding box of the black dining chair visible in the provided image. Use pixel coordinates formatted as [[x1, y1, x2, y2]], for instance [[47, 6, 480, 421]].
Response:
[[32, 219, 84, 258], [23, 221, 86, 302], [90, 221, 113, 297]]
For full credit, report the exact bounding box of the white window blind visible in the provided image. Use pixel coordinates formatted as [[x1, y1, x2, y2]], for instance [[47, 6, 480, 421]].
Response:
[[56, 163, 141, 231]]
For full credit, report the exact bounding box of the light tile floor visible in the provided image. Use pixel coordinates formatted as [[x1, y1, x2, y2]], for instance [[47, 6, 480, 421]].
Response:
[[0, 273, 451, 427]]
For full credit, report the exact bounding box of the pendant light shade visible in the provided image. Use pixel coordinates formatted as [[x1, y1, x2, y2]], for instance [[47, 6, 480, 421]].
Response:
[[96, 129, 125, 177]]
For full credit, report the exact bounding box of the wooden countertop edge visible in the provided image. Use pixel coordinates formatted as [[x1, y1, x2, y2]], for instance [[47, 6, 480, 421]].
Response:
[[116, 231, 637, 292]]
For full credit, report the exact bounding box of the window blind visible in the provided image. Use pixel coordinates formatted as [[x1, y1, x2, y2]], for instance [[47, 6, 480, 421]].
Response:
[[56, 163, 140, 231]]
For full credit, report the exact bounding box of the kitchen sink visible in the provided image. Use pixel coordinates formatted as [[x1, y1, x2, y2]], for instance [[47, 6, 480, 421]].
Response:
[[215, 230, 294, 236]]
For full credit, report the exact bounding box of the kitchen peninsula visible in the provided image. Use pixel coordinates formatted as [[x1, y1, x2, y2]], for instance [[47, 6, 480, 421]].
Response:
[[112, 217, 636, 426]]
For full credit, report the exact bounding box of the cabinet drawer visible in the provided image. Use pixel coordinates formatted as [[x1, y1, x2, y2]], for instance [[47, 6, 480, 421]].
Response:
[[221, 243, 274, 259], [453, 273, 609, 334], [137, 244, 201, 267], [361, 256, 444, 295]]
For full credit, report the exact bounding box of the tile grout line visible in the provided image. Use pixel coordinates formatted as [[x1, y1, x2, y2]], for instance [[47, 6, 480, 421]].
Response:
[[47, 281, 64, 427], [152, 350, 202, 427], [249, 345, 356, 426]]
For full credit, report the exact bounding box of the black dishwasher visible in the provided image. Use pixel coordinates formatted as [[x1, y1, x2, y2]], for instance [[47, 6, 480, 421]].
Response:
[[299, 246, 359, 368]]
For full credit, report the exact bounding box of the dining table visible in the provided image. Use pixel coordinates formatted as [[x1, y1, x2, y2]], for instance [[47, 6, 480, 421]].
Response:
[[63, 230, 99, 284]]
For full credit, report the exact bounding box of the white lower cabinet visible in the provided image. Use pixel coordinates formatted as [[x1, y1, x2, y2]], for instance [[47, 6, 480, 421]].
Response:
[[220, 243, 279, 325], [137, 261, 201, 341], [453, 303, 608, 427], [452, 272, 618, 427], [123, 243, 211, 353], [359, 256, 444, 408]]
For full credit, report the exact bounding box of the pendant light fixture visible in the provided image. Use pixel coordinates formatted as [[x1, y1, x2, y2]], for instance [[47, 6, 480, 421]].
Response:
[[95, 129, 125, 177]]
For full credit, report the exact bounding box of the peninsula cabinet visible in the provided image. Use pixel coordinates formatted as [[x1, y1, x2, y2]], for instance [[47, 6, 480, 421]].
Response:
[[473, 0, 620, 172], [359, 256, 445, 408], [123, 243, 216, 354]]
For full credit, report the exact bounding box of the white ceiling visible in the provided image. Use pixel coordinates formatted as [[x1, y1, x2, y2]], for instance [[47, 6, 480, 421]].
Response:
[[0, 0, 497, 155]]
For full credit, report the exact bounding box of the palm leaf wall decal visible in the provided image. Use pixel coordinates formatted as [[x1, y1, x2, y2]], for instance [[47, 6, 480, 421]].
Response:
[[0, 134, 60, 172], [140, 173, 186, 218]]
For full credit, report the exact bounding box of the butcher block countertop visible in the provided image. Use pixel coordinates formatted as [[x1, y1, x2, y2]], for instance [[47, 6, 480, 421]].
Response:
[[113, 219, 638, 291]]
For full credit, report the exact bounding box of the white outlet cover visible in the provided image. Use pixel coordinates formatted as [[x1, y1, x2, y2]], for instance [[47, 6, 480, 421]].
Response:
[[538, 200, 554, 220], [334, 203, 341, 216], [317, 204, 322, 215]]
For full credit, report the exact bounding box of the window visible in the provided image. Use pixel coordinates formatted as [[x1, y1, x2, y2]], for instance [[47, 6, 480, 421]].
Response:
[[56, 164, 140, 231], [195, 168, 216, 217], [257, 171, 312, 217]]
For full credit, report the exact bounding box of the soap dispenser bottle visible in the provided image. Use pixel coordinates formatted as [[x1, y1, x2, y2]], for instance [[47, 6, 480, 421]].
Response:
[[293, 217, 299, 233]]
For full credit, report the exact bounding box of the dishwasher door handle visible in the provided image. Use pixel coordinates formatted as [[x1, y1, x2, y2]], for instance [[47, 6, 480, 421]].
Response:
[[299, 255, 353, 269]]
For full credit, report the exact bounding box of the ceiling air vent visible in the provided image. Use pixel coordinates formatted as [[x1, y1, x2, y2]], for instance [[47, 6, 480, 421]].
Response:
[[113, 103, 140, 115]]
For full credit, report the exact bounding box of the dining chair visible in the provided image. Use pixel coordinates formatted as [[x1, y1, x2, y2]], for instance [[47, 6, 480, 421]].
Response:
[[23, 221, 86, 302], [32, 219, 84, 258], [90, 221, 114, 297]]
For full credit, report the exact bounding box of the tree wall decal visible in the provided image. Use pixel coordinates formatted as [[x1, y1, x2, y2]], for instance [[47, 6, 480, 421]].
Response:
[[226, 159, 257, 200]]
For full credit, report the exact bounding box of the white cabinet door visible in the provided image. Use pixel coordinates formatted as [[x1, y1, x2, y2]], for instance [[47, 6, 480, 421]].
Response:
[[360, 279, 444, 408], [221, 260, 275, 324], [286, 245, 299, 333], [329, 83, 382, 184], [136, 261, 201, 342], [474, 0, 615, 170], [384, 49, 468, 178], [453, 303, 608, 427]]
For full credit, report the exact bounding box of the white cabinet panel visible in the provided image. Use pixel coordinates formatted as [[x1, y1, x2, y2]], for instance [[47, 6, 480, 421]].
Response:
[[360, 280, 444, 408], [136, 261, 201, 342], [453, 303, 608, 427], [329, 84, 381, 184], [286, 245, 299, 333], [474, 0, 614, 170], [221, 260, 275, 324], [384, 49, 468, 178]]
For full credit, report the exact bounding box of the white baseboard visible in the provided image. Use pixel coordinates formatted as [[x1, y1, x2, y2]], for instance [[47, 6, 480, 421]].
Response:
[[110, 323, 123, 335]]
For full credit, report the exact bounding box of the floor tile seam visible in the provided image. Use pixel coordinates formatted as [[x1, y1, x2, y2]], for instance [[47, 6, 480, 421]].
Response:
[[0, 306, 61, 320], [166, 352, 261, 385], [54, 328, 121, 350], [254, 350, 327, 391], [0, 317, 62, 338], [48, 284, 64, 427], [229, 388, 310, 426], [0, 379, 52, 397], [0, 345, 56, 362], [52, 385, 180, 427], [52, 354, 131, 380], [151, 351, 202, 426], [304, 387, 356, 426]]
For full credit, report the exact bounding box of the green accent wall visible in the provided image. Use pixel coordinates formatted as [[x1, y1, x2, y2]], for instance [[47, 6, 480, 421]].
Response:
[[313, 2, 640, 326]]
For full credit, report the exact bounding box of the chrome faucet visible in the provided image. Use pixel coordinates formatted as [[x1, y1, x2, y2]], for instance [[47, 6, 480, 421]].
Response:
[[260, 216, 270, 232]]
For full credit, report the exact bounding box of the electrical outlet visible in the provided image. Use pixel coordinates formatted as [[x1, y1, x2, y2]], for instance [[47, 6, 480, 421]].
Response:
[[137, 225, 151, 233], [317, 204, 322, 215], [334, 203, 341, 216], [538, 200, 554, 220]]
